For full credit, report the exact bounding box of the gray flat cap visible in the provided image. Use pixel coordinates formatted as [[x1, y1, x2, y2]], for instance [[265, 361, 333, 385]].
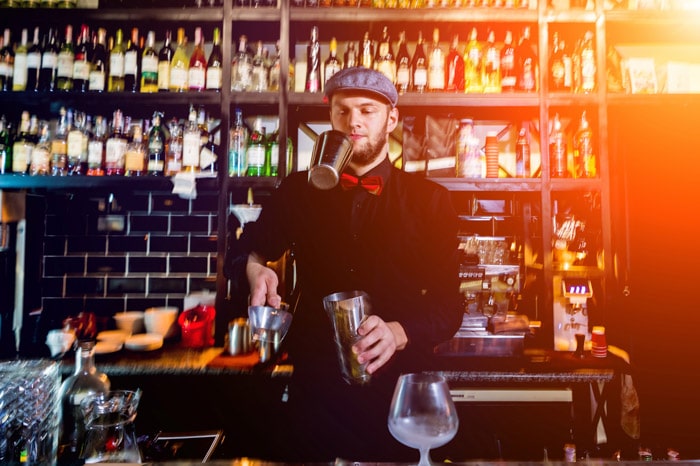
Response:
[[324, 67, 398, 107]]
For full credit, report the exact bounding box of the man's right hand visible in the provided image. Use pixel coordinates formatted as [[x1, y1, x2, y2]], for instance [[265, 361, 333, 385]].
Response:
[[246, 252, 282, 308]]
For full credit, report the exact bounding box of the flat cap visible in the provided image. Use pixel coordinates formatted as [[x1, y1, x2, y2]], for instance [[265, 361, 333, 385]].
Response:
[[324, 67, 398, 107]]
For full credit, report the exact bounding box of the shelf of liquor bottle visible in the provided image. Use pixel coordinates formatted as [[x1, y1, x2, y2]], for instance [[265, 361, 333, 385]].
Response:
[[287, 91, 542, 107], [0, 6, 224, 22], [434, 177, 542, 192], [289, 6, 538, 23], [549, 178, 602, 191], [0, 173, 192, 191], [230, 91, 280, 105], [229, 6, 281, 21], [0, 91, 223, 107], [227, 176, 280, 190]]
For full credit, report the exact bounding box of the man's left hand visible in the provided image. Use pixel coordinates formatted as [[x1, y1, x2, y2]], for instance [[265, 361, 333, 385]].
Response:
[[352, 316, 408, 375]]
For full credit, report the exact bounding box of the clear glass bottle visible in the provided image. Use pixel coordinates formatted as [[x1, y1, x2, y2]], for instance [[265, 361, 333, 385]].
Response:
[[66, 109, 88, 175], [231, 35, 252, 92], [124, 124, 146, 176], [375, 26, 396, 85], [87, 115, 106, 176], [427, 28, 444, 92], [268, 41, 281, 91], [229, 107, 248, 177], [30, 120, 51, 176], [105, 109, 127, 176], [305, 27, 321, 93], [324, 37, 342, 87], [549, 113, 568, 178], [58, 339, 111, 463], [182, 106, 201, 172], [343, 41, 358, 69], [166, 118, 183, 176], [147, 111, 166, 175], [251, 40, 269, 92], [578, 30, 596, 94], [360, 31, 373, 70], [50, 107, 69, 176], [188, 27, 207, 92]]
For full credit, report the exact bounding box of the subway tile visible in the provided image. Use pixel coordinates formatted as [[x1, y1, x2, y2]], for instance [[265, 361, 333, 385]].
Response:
[[46, 214, 88, 236], [87, 256, 126, 274], [190, 235, 217, 253], [41, 277, 65, 298], [149, 277, 188, 294], [129, 256, 167, 274], [189, 277, 217, 293], [152, 195, 189, 213], [169, 256, 209, 274], [87, 214, 128, 236], [107, 277, 146, 295], [67, 236, 107, 254], [130, 215, 169, 233], [84, 298, 127, 317], [109, 235, 148, 254], [171, 215, 210, 233], [209, 256, 217, 274], [43, 236, 67, 255], [65, 277, 105, 296], [150, 236, 188, 253], [191, 194, 218, 213], [127, 297, 174, 312], [116, 193, 150, 213], [44, 256, 85, 276], [42, 297, 86, 320]]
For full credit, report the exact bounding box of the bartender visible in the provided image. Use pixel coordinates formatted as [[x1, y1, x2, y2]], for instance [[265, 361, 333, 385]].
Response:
[[233, 67, 463, 461]]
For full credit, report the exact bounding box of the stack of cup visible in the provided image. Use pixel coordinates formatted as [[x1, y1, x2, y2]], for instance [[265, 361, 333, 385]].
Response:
[[485, 131, 500, 178], [591, 326, 607, 358]]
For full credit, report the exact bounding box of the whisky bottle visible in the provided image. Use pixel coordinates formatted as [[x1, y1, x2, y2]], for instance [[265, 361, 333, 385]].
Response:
[[305, 26, 321, 93], [169, 27, 189, 92], [445, 34, 464, 92], [87, 115, 105, 176], [124, 123, 146, 176], [229, 107, 248, 177], [500, 30, 516, 92], [140, 31, 159, 93], [483, 30, 501, 93], [395, 31, 411, 94], [360, 31, 374, 69], [105, 109, 127, 176], [464, 27, 483, 93], [516, 26, 537, 92], [124, 28, 141, 92], [147, 112, 166, 175], [11, 111, 32, 174], [549, 113, 568, 178], [12, 28, 28, 91], [206, 27, 223, 91], [578, 31, 596, 94], [66, 110, 87, 175], [268, 41, 281, 91], [157, 30, 173, 92], [411, 31, 428, 93], [182, 106, 201, 172], [89, 28, 107, 92], [30, 120, 51, 176], [231, 35, 252, 91], [188, 27, 207, 92], [72, 25, 90, 92], [324, 37, 342, 86], [50, 107, 69, 176], [427, 28, 444, 92], [375, 26, 396, 85], [55, 25, 74, 92], [574, 111, 596, 178], [108, 29, 126, 92], [25, 27, 41, 91]]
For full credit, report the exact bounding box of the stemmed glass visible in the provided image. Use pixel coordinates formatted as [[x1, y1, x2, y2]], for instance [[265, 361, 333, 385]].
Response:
[[230, 188, 262, 239], [388, 373, 459, 466]]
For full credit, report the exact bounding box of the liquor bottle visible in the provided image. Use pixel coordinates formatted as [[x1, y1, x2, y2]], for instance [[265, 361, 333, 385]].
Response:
[[0, 29, 14, 92], [411, 31, 428, 93], [50, 107, 69, 176], [395, 31, 411, 95], [72, 25, 90, 92], [147, 111, 166, 175], [464, 27, 483, 93], [66, 110, 88, 175], [251, 40, 268, 92], [375, 27, 396, 85], [343, 41, 358, 69], [360, 31, 373, 69], [58, 340, 110, 463], [324, 37, 342, 87], [12, 29, 29, 92], [549, 113, 568, 178], [246, 117, 266, 176], [516, 26, 537, 92], [182, 106, 201, 172], [11, 111, 32, 174], [169, 27, 189, 92], [574, 111, 596, 178], [157, 30, 173, 92], [30, 120, 51, 176], [165, 118, 183, 176], [483, 30, 501, 93], [88, 28, 107, 93], [445, 34, 464, 92], [305, 27, 321, 93], [105, 109, 127, 175], [229, 107, 248, 177], [427, 28, 444, 92], [515, 123, 530, 178], [39, 28, 58, 92], [108, 29, 126, 92], [231, 35, 252, 92], [124, 28, 140, 92], [55, 25, 74, 92], [199, 114, 217, 173], [578, 30, 596, 94], [0, 116, 10, 174], [206, 27, 223, 91], [124, 123, 146, 176], [188, 27, 207, 92], [140, 31, 159, 93], [268, 41, 281, 91], [500, 30, 516, 92], [25, 27, 41, 92], [266, 124, 279, 176], [87, 115, 105, 176]]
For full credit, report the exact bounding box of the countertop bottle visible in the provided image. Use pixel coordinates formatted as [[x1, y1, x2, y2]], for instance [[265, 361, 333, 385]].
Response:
[[58, 339, 111, 462]]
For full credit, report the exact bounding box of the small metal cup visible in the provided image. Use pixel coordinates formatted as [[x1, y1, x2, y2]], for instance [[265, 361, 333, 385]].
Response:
[[308, 130, 353, 190], [227, 318, 252, 356]]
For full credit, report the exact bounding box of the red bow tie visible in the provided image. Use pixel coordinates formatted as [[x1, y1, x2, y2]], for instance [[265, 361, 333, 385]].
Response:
[[339, 173, 384, 195]]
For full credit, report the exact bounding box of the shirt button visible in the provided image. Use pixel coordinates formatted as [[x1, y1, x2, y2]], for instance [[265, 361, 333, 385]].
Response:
[[352, 234, 359, 241], [349, 268, 355, 273]]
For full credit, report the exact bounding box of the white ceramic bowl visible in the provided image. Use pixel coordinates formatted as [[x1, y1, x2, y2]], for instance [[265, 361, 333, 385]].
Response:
[[97, 330, 130, 346], [144, 307, 179, 338], [113, 311, 145, 335]]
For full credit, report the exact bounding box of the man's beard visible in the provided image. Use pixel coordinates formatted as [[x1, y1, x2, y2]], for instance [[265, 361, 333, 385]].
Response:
[[351, 132, 387, 167]]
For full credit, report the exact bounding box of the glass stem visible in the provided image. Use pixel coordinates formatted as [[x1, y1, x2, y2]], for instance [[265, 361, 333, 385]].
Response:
[[418, 448, 431, 466]]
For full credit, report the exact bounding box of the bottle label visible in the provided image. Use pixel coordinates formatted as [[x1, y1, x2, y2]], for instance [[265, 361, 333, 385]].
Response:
[[105, 138, 126, 167], [57, 52, 74, 78], [41, 52, 57, 70], [188, 67, 206, 90], [124, 149, 145, 171], [87, 141, 103, 166], [12, 144, 31, 173], [124, 51, 138, 75], [73, 61, 90, 81], [142, 55, 158, 74], [88, 71, 105, 91], [169, 67, 187, 89], [182, 132, 200, 167], [397, 67, 410, 87], [31, 147, 50, 174], [67, 131, 84, 158], [27, 52, 41, 69], [157, 62, 170, 89], [414, 68, 427, 87], [206, 67, 222, 89], [109, 53, 125, 77], [13, 55, 28, 88], [246, 145, 265, 167]]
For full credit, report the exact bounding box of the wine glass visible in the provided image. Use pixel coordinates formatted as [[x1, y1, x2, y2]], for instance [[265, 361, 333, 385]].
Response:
[[388, 373, 459, 466]]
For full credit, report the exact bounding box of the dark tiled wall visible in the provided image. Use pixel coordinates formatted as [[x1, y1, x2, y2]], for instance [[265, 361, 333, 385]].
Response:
[[40, 189, 219, 326]]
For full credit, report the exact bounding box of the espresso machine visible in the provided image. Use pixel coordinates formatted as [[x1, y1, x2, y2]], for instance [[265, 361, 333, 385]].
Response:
[[0, 191, 26, 358], [553, 276, 593, 351]]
